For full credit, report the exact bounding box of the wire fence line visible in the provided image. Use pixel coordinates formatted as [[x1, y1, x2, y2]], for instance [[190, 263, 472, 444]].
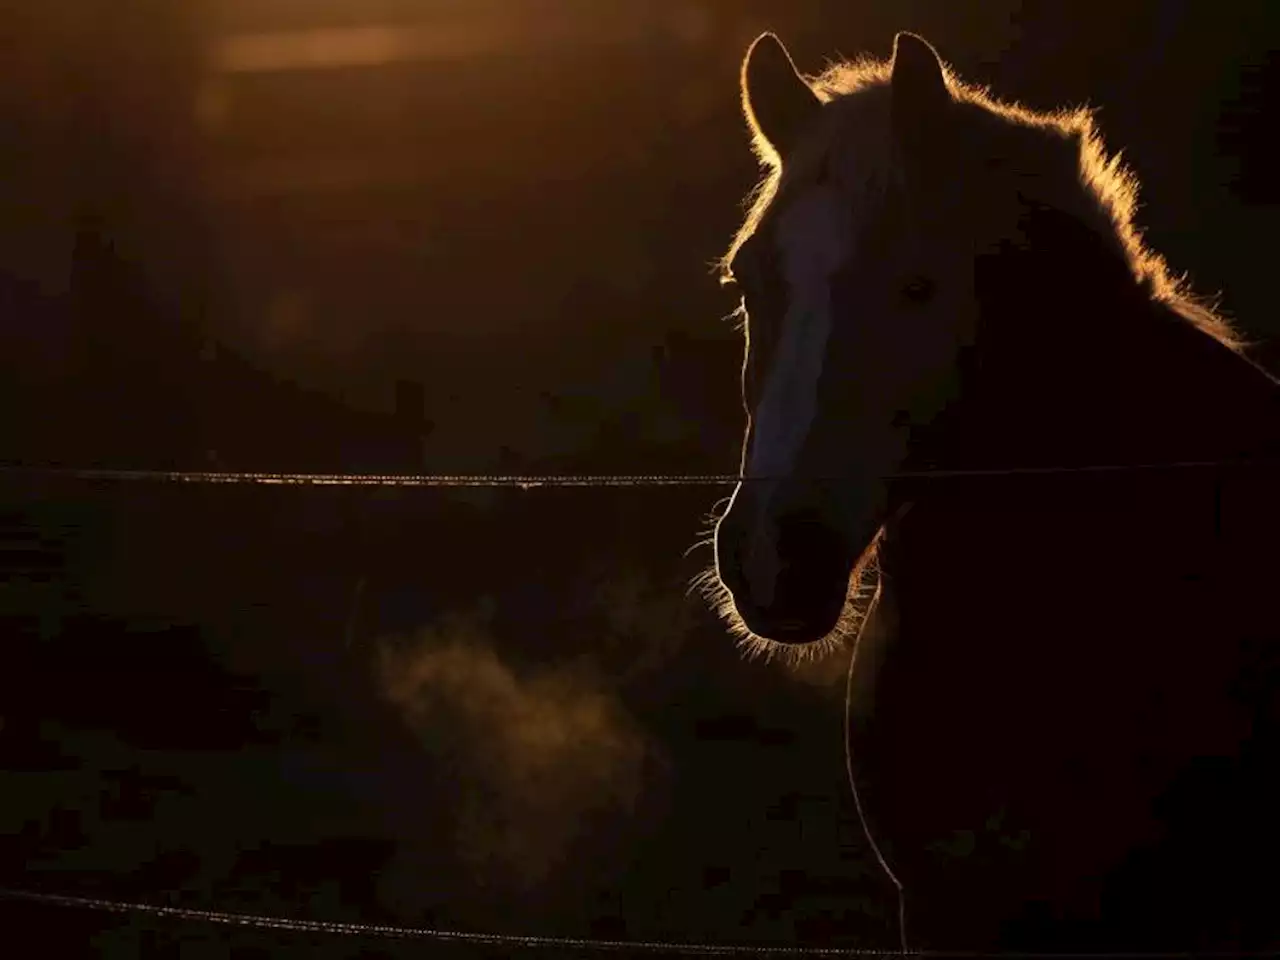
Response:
[[2, 888, 1275, 958], [0, 887, 901, 957], [0, 467, 738, 488], [4, 456, 1278, 953], [0, 457, 1274, 490]]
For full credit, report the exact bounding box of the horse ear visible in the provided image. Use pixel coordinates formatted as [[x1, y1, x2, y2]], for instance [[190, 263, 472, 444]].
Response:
[[741, 33, 823, 162], [889, 32, 951, 149]]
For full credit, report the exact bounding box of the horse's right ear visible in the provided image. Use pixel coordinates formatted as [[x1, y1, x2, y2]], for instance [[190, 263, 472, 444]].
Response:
[[890, 32, 952, 158], [741, 33, 823, 163]]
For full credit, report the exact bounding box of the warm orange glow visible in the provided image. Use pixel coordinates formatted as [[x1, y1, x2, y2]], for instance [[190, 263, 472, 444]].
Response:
[[207, 10, 680, 75], [211, 24, 502, 73]]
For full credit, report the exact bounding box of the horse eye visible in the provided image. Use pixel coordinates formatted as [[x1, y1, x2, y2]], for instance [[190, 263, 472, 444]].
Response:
[[901, 275, 936, 304]]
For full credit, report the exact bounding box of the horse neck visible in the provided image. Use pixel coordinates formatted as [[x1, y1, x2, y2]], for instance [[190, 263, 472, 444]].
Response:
[[1067, 297, 1280, 465], [883, 277, 1280, 622], [958, 235, 1280, 473], [887, 239, 1280, 587]]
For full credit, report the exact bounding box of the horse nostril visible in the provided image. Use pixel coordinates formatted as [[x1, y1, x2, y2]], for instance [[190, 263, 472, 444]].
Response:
[[774, 510, 848, 568]]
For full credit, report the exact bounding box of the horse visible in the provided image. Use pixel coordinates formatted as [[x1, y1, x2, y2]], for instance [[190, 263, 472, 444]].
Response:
[[702, 30, 1280, 951]]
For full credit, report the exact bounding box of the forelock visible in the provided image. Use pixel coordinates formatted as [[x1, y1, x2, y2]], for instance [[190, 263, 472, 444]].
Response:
[[720, 80, 899, 286]]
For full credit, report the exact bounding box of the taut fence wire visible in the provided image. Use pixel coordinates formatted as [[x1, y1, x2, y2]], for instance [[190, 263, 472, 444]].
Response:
[[1, 457, 1276, 490]]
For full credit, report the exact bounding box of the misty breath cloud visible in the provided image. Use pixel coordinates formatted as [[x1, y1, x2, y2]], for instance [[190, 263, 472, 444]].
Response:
[[377, 616, 654, 890]]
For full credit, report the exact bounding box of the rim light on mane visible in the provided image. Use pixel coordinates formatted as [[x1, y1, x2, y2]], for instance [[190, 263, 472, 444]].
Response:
[[722, 36, 1242, 352]]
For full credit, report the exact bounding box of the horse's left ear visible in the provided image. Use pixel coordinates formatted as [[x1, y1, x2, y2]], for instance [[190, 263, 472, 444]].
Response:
[[890, 32, 952, 146], [741, 33, 824, 162]]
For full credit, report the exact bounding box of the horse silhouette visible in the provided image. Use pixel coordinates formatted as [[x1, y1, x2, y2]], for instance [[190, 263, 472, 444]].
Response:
[[702, 30, 1280, 951]]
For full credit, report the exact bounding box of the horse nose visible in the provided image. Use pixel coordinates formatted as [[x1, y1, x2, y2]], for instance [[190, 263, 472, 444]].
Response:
[[775, 508, 849, 574], [763, 509, 854, 625]]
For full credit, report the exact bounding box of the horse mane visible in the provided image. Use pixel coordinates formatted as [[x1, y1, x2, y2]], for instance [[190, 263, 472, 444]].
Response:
[[721, 45, 1246, 354]]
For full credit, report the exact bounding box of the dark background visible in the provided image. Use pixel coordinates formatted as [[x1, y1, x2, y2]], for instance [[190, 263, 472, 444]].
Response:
[[2, 1, 1278, 954]]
